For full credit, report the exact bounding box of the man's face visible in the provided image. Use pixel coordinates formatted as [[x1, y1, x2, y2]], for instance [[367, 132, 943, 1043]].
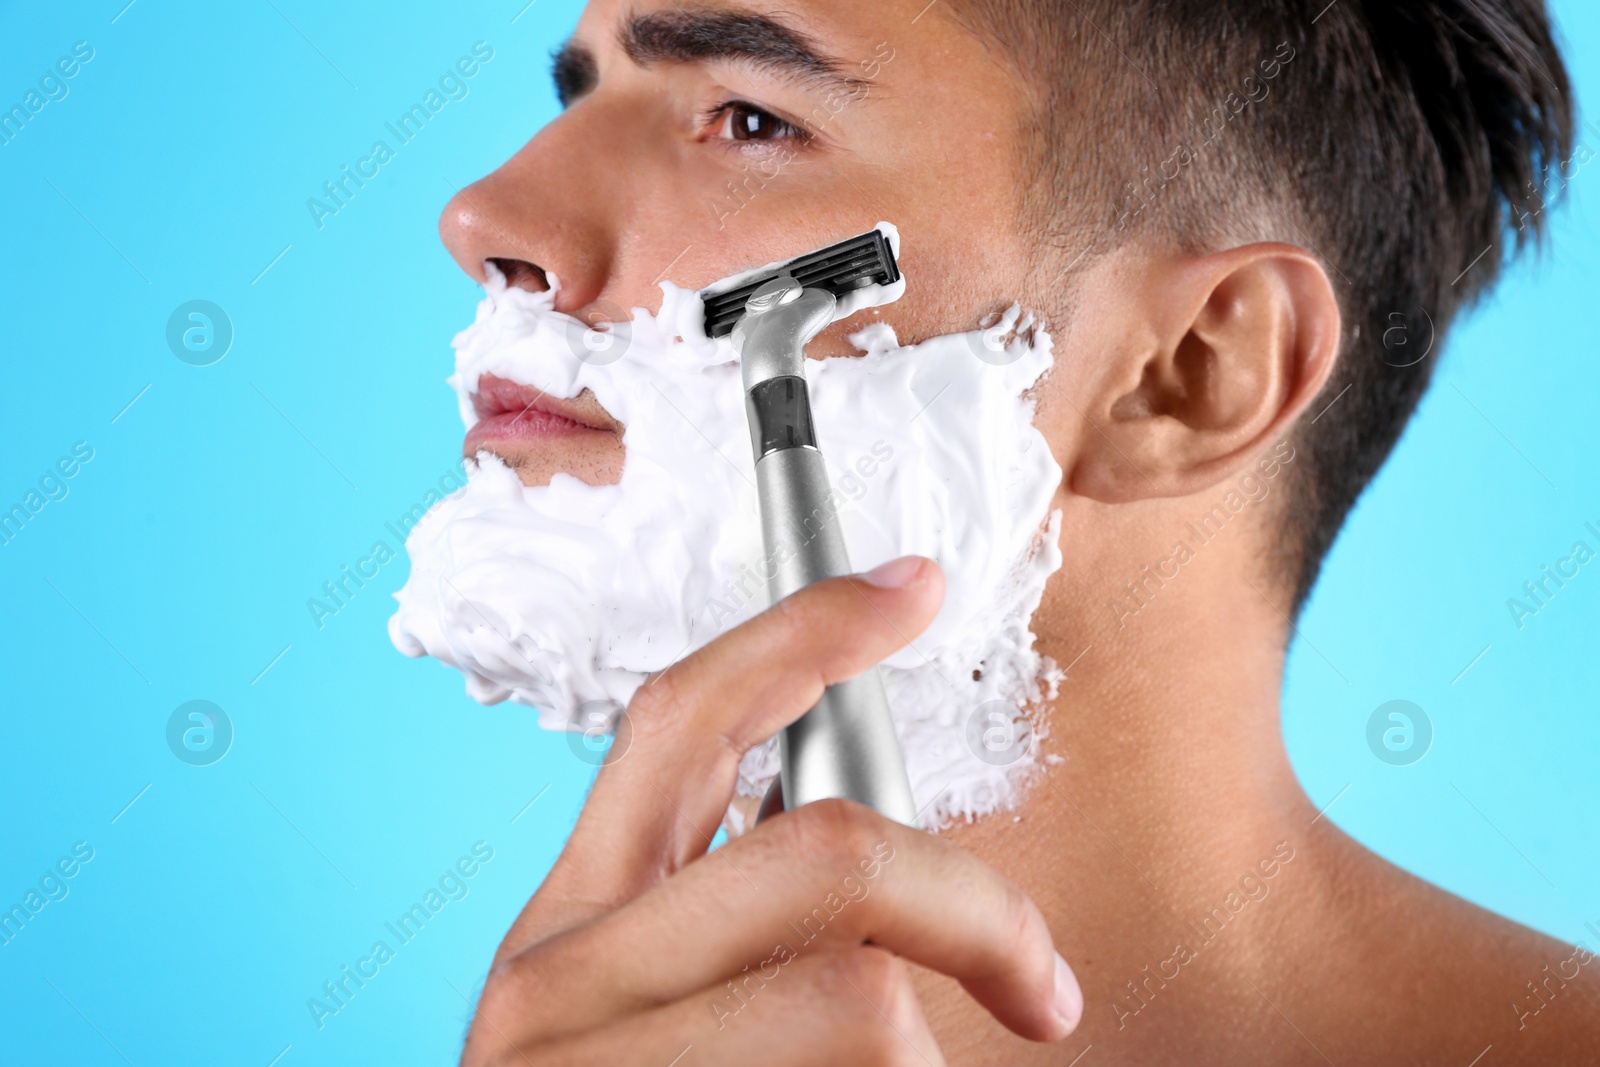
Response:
[[439, 0, 1038, 486]]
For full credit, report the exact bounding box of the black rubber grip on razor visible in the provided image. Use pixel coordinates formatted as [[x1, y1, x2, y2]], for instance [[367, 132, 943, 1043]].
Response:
[[746, 376, 816, 458], [702, 230, 900, 339]]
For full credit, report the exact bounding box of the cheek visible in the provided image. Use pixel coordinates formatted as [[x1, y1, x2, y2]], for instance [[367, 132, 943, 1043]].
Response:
[[396, 264, 1061, 830], [1022, 371, 1087, 471]]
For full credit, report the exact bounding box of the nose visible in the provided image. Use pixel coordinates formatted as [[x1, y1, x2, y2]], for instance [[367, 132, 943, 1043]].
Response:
[[438, 117, 614, 315]]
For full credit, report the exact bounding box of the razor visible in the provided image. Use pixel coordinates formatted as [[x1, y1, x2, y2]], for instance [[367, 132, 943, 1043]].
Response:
[[702, 229, 919, 826]]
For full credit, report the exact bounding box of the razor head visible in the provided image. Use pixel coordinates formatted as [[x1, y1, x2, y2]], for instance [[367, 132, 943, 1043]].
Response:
[[702, 229, 900, 339]]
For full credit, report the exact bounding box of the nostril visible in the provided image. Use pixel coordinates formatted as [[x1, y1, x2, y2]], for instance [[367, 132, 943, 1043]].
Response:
[[486, 257, 549, 293]]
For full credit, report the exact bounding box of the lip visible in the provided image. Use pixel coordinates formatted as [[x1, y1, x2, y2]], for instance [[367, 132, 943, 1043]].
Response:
[[464, 373, 619, 456]]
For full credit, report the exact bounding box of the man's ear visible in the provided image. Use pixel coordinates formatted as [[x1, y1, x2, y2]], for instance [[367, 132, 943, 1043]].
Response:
[[1070, 243, 1341, 504]]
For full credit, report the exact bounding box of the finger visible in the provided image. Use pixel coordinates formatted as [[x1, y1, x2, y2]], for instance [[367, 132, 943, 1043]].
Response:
[[485, 799, 1080, 1048], [465, 946, 948, 1067], [509, 557, 944, 947]]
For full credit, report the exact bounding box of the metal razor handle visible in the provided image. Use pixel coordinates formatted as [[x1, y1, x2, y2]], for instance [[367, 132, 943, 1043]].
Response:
[[732, 277, 919, 826]]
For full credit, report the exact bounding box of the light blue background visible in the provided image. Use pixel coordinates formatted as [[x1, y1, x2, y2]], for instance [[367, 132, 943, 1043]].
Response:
[[0, 1, 1594, 1063]]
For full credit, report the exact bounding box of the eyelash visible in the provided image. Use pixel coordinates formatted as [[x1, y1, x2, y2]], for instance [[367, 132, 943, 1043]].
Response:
[[701, 100, 812, 146]]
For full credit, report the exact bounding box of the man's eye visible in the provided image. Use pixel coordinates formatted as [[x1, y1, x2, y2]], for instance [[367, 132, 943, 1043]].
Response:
[[710, 102, 808, 143]]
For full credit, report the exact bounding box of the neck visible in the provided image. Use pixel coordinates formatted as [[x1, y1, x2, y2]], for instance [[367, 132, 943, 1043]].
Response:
[[923, 501, 1590, 1065], [949, 497, 1322, 939]]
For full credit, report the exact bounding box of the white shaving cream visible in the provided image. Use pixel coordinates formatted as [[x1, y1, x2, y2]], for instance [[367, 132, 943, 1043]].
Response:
[[389, 225, 1064, 829]]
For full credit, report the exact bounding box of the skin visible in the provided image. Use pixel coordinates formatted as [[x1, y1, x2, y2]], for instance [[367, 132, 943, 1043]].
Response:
[[437, 0, 1600, 1063]]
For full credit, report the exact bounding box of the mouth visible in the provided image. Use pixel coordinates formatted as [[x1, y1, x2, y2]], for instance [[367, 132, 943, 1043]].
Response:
[[464, 373, 622, 460]]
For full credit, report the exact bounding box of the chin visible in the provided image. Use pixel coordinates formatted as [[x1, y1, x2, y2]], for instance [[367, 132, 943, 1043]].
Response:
[[468, 442, 625, 488]]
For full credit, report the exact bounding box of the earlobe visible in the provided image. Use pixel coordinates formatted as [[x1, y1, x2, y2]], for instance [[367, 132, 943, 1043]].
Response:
[[1069, 243, 1339, 505]]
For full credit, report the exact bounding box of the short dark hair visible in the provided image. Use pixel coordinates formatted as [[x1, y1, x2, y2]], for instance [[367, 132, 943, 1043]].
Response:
[[951, 0, 1574, 612]]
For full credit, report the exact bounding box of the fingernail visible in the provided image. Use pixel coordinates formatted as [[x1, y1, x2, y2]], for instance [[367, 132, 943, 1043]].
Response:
[[1053, 952, 1083, 1033], [861, 556, 923, 588]]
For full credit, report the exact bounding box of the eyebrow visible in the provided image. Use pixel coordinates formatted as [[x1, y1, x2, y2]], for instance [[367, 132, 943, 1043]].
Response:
[[551, 7, 868, 106]]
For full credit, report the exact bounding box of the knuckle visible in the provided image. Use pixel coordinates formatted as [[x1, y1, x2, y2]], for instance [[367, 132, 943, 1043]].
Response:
[[770, 581, 826, 627], [772, 578, 861, 649], [627, 660, 748, 763], [474, 964, 523, 1025], [476, 945, 557, 1031], [826, 949, 924, 1065], [625, 671, 683, 732], [857, 1024, 914, 1066], [775, 797, 884, 872], [994, 876, 1053, 983], [739, 574, 849, 644], [839, 945, 912, 1006]]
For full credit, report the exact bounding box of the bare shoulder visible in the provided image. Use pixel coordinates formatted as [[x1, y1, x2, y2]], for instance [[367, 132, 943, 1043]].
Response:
[[1303, 827, 1600, 1065]]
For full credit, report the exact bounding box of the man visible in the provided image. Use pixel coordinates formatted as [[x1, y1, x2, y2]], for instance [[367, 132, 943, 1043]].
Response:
[[426, 0, 1597, 1062]]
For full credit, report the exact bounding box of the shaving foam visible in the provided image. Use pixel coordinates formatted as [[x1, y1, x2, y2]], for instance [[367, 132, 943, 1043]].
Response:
[[389, 225, 1064, 828]]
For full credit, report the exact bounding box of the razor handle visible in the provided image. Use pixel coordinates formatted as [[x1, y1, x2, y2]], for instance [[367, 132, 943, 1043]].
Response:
[[733, 278, 919, 826]]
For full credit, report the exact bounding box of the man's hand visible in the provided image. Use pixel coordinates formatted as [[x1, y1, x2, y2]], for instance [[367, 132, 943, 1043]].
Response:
[[460, 557, 1083, 1066]]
